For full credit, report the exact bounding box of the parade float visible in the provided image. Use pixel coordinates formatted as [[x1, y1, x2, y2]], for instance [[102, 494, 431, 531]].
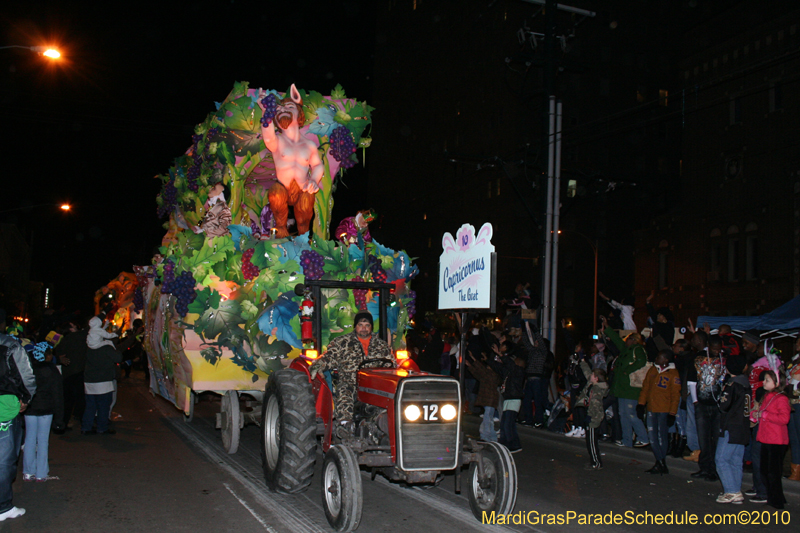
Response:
[[94, 272, 139, 332], [136, 81, 418, 452]]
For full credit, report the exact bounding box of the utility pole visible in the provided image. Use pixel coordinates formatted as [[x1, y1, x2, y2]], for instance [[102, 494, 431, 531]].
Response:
[[520, 0, 594, 352]]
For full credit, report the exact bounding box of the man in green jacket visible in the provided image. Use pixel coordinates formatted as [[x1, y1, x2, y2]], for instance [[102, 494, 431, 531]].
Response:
[[602, 315, 650, 448]]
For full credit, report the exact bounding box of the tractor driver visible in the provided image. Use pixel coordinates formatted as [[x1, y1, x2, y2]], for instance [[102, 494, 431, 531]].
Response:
[[309, 312, 396, 439]]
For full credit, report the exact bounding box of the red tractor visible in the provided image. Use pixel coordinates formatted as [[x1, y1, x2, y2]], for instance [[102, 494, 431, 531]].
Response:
[[259, 280, 517, 532]]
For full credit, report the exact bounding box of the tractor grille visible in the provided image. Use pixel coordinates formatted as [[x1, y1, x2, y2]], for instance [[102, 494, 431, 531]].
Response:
[[397, 378, 460, 471]]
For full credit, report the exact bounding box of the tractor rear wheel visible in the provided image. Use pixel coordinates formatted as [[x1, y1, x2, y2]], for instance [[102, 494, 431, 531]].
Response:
[[322, 445, 363, 532], [261, 369, 317, 493], [466, 441, 518, 520]]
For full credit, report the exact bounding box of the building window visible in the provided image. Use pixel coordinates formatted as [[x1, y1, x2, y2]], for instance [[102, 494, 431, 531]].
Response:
[[709, 228, 722, 281], [496, 178, 501, 197], [769, 84, 783, 112], [728, 239, 740, 281], [746, 223, 758, 280], [730, 97, 741, 125], [659, 90, 668, 107], [567, 179, 577, 198], [727, 226, 740, 282], [659, 252, 668, 289], [658, 240, 669, 289]]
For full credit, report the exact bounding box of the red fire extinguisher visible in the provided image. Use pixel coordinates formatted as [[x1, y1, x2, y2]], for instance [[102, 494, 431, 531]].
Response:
[[300, 296, 314, 342]]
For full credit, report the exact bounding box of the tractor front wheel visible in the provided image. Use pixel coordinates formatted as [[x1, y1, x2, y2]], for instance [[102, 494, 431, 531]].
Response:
[[466, 442, 518, 520], [261, 369, 317, 493], [322, 445, 363, 532]]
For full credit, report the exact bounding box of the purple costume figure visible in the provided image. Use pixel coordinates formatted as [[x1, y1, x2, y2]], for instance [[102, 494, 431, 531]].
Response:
[[335, 209, 375, 245]]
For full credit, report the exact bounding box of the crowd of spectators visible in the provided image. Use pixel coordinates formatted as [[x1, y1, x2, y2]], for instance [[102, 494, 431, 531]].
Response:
[[0, 306, 146, 522], [409, 285, 800, 512]]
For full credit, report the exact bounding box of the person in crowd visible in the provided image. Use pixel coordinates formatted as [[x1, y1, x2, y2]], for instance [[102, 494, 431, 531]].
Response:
[[589, 341, 607, 372], [418, 327, 444, 375], [598, 291, 637, 332], [56, 320, 88, 429], [86, 316, 118, 350], [744, 333, 781, 503], [565, 349, 589, 438], [446, 335, 460, 378], [464, 323, 491, 415], [753, 370, 790, 509], [714, 353, 750, 504], [741, 329, 761, 364], [603, 340, 623, 444], [465, 351, 499, 443], [601, 315, 650, 448], [520, 320, 548, 428], [638, 349, 681, 475], [583, 368, 609, 470], [82, 320, 136, 435], [718, 324, 741, 358], [0, 308, 37, 522], [23, 342, 63, 482], [687, 331, 726, 482], [669, 339, 693, 458], [786, 336, 800, 481], [645, 291, 675, 361], [681, 333, 705, 466], [440, 334, 453, 376], [120, 319, 146, 380], [487, 344, 525, 453]]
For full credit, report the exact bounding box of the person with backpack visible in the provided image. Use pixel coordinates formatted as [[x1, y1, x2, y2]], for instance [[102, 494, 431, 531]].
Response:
[[0, 309, 37, 522], [601, 315, 650, 448]]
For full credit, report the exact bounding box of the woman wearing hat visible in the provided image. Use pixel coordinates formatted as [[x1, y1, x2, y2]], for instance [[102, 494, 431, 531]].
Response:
[[22, 342, 63, 482]]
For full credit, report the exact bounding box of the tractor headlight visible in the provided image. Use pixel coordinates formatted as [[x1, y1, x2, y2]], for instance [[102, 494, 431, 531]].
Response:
[[440, 404, 457, 421], [404, 404, 421, 422]]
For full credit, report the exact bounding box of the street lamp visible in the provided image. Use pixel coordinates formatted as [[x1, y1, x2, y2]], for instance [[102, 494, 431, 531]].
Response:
[[0, 203, 72, 214], [558, 229, 599, 336], [0, 45, 61, 59]]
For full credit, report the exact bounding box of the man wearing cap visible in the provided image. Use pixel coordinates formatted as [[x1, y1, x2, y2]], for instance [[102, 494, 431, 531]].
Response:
[[309, 312, 395, 438], [0, 308, 37, 521]]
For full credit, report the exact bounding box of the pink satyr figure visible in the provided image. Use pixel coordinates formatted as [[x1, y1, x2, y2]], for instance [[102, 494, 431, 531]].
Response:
[[259, 84, 324, 238]]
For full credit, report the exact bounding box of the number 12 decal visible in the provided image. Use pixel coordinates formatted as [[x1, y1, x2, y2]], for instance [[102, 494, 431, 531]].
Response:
[[423, 404, 439, 421]]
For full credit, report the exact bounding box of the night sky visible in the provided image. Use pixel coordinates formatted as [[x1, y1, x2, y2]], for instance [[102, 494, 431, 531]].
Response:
[[1, 1, 376, 317]]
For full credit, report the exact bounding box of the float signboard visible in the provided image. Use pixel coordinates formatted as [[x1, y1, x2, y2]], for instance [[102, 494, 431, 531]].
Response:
[[438, 223, 496, 312]]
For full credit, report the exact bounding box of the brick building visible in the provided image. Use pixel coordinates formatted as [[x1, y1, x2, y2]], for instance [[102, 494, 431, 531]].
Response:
[[633, 4, 800, 327]]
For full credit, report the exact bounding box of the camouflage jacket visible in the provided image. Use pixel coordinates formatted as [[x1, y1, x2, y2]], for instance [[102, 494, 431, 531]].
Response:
[[586, 381, 609, 429], [310, 332, 395, 375]]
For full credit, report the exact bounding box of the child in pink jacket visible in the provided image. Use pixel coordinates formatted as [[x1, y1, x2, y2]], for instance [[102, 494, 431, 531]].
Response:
[[754, 370, 791, 509]]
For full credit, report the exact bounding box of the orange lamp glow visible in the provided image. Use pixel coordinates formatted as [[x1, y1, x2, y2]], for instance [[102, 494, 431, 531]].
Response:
[[395, 350, 409, 360], [304, 349, 319, 360], [43, 48, 61, 59], [60, 204, 71, 211]]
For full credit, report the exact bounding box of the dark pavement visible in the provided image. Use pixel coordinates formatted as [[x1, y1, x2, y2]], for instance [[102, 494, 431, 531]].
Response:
[[5, 374, 800, 532]]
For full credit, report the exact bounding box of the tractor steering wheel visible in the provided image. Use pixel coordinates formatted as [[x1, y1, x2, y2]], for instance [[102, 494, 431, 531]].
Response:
[[358, 358, 395, 370]]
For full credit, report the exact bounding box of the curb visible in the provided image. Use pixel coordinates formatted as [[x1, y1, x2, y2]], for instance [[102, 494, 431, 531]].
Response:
[[513, 421, 800, 497]]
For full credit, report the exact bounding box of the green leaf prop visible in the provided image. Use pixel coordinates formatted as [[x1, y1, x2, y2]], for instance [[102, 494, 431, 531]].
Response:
[[271, 260, 305, 294], [251, 241, 282, 269], [194, 299, 244, 341], [185, 236, 234, 272], [201, 346, 221, 366], [330, 84, 346, 100]]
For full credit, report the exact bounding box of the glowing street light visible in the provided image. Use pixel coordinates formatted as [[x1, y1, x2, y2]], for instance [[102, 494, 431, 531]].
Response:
[[0, 45, 61, 59], [0, 203, 73, 214], [41, 48, 61, 59]]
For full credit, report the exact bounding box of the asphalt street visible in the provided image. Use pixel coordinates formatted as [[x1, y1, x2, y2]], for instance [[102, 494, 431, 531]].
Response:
[[6, 374, 799, 532]]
